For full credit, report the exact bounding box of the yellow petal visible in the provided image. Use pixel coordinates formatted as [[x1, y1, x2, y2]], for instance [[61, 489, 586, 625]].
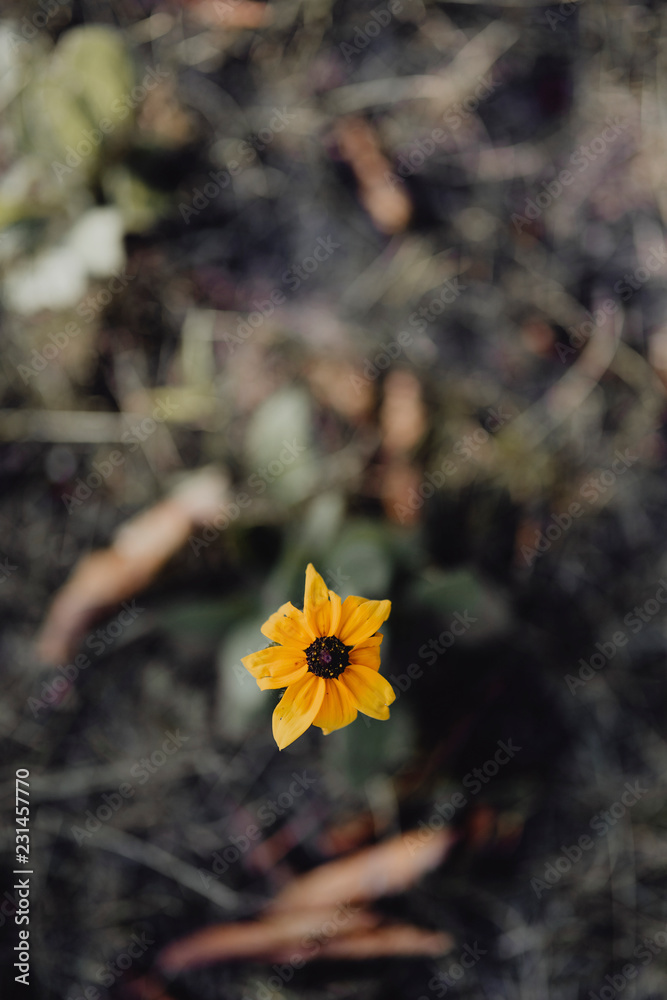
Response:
[[349, 633, 383, 670], [241, 646, 306, 679], [261, 601, 314, 647], [272, 673, 326, 750], [258, 664, 308, 689], [304, 563, 329, 633], [341, 664, 396, 720], [325, 588, 342, 636], [353, 634, 383, 650], [348, 644, 381, 671], [338, 596, 391, 646], [303, 564, 342, 637], [313, 678, 358, 735]]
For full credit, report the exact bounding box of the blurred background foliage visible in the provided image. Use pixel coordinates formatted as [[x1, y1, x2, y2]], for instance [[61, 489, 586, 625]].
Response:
[[3, 0, 667, 998]]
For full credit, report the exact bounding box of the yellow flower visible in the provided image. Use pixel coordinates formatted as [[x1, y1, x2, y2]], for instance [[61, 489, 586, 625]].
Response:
[[242, 564, 395, 750]]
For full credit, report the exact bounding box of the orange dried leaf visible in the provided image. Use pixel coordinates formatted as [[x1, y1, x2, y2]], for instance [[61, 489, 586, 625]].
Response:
[[158, 829, 454, 974], [381, 462, 423, 525], [37, 467, 229, 664], [187, 0, 272, 30], [306, 359, 375, 422], [380, 369, 427, 456], [159, 909, 377, 973], [270, 828, 454, 913], [520, 316, 555, 358], [317, 923, 453, 960], [122, 974, 178, 1000], [317, 811, 378, 856], [335, 117, 412, 234]]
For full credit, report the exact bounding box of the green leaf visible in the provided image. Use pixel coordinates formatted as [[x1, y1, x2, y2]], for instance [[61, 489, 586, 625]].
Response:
[[245, 386, 318, 505], [322, 702, 415, 789], [154, 598, 252, 640], [409, 567, 483, 619], [20, 26, 135, 178], [216, 617, 270, 740], [326, 518, 393, 598]]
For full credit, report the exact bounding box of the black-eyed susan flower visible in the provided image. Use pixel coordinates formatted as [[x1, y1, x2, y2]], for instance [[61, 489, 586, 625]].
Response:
[[242, 564, 395, 750]]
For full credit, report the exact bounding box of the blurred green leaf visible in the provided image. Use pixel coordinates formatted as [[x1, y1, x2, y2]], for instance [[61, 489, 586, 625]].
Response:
[[216, 616, 268, 740], [409, 567, 483, 620], [102, 163, 170, 232], [245, 386, 318, 505], [323, 702, 415, 790], [299, 491, 346, 554], [408, 566, 509, 639], [154, 597, 254, 640], [19, 26, 135, 179], [326, 518, 393, 598]]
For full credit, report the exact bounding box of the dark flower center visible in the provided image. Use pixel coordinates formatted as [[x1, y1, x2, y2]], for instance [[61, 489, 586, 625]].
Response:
[[305, 636, 351, 679]]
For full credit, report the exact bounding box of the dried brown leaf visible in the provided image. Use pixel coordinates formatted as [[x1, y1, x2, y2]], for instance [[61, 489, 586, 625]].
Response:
[[121, 973, 178, 1000], [335, 117, 412, 235], [270, 828, 453, 913], [187, 0, 272, 30], [317, 811, 378, 857], [380, 369, 428, 456], [158, 829, 454, 974], [159, 909, 378, 973], [380, 461, 423, 525], [306, 359, 375, 422], [37, 467, 229, 664], [316, 923, 452, 960]]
